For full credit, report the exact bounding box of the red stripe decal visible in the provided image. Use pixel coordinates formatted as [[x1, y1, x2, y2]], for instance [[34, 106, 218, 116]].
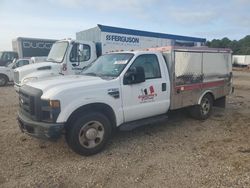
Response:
[[175, 80, 225, 91]]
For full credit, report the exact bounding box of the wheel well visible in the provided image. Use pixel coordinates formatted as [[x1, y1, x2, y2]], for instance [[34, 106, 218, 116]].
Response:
[[199, 91, 215, 104], [0, 74, 9, 82], [66, 103, 117, 129]]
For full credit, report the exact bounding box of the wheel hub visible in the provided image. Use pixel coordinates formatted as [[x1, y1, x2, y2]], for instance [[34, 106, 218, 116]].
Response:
[[201, 98, 210, 115], [85, 128, 98, 140], [78, 120, 105, 149]]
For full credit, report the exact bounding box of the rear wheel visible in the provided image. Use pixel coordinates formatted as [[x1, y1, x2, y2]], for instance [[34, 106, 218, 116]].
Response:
[[189, 94, 213, 120], [66, 112, 112, 156], [0, 75, 7, 86]]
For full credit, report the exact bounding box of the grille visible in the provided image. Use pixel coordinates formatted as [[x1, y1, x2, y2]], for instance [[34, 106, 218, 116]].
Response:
[[14, 71, 19, 84], [19, 85, 43, 121], [19, 91, 35, 116]]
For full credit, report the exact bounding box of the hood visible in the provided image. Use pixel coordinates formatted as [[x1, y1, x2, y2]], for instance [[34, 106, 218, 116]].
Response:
[[0, 66, 10, 72], [14, 62, 61, 84], [0, 66, 8, 69], [26, 75, 115, 98], [15, 61, 60, 72]]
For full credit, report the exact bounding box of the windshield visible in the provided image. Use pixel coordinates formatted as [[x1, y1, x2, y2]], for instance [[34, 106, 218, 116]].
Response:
[[47, 42, 68, 63], [83, 53, 134, 78]]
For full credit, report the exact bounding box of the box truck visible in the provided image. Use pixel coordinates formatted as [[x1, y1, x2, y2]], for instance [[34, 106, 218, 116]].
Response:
[[17, 46, 232, 155], [13, 25, 206, 90], [12, 37, 57, 59]]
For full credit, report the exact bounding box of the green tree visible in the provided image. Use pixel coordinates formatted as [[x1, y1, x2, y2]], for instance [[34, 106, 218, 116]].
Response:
[[207, 35, 250, 55]]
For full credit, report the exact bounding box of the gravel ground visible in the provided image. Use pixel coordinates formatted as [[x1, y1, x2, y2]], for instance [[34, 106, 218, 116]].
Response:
[[0, 71, 249, 188]]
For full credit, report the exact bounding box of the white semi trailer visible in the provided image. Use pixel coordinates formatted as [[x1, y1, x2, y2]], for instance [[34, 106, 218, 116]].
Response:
[[233, 55, 250, 67], [14, 25, 206, 90]]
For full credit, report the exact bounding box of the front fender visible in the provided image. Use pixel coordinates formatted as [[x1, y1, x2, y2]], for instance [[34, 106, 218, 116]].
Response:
[[56, 97, 124, 126]]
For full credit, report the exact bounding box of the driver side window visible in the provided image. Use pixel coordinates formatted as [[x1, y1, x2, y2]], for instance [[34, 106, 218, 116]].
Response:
[[16, 60, 29, 67], [70, 43, 90, 63], [130, 54, 161, 79]]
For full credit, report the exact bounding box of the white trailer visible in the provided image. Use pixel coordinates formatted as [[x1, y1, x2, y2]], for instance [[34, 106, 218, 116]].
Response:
[[233, 55, 250, 66], [76, 24, 206, 52], [12, 37, 57, 59]]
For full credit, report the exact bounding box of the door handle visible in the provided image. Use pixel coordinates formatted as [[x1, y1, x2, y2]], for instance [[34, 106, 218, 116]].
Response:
[[162, 83, 166, 91]]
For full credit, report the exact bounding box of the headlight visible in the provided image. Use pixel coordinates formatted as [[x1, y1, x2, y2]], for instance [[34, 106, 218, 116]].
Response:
[[41, 100, 61, 123], [22, 77, 38, 84]]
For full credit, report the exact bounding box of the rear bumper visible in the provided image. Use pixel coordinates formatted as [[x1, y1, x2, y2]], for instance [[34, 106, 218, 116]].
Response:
[[17, 112, 65, 140]]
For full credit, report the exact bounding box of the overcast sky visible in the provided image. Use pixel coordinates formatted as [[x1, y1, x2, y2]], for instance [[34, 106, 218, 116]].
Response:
[[0, 0, 250, 50]]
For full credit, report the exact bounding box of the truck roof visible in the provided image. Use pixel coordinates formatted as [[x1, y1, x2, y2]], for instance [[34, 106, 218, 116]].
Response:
[[145, 46, 232, 53], [107, 46, 232, 55]]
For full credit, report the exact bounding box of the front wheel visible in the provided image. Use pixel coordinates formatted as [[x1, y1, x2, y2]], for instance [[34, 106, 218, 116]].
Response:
[[189, 94, 213, 120], [0, 75, 7, 86], [66, 112, 112, 156]]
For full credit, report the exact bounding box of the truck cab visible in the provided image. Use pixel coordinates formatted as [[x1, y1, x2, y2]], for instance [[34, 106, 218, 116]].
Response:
[[0, 51, 18, 66], [14, 39, 97, 90]]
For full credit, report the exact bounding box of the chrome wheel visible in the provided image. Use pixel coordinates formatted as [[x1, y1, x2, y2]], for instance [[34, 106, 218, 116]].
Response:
[[201, 98, 210, 115], [78, 121, 105, 149]]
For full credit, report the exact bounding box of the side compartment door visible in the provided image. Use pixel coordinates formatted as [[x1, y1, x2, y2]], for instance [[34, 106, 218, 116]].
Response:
[[121, 54, 170, 122], [174, 52, 203, 108]]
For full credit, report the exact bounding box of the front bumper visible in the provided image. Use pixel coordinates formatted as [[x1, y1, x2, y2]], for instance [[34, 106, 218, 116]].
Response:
[[17, 112, 65, 140], [14, 84, 21, 93]]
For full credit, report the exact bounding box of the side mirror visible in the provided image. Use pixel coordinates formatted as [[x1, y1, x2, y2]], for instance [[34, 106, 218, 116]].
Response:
[[123, 66, 145, 85]]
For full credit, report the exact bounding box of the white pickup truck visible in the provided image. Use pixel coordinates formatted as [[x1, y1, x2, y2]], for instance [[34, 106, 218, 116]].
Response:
[[0, 57, 47, 86], [0, 59, 36, 86], [17, 46, 233, 155]]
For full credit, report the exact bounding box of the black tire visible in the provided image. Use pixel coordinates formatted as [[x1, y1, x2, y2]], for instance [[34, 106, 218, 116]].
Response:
[[189, 94, 213, 120], [65, 112, 112, 156], [0, 75, 8, 87]]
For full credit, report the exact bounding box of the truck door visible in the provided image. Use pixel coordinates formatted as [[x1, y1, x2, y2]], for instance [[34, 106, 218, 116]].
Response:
[[121, 54, 170, 122], [69, 42, 96, 74]]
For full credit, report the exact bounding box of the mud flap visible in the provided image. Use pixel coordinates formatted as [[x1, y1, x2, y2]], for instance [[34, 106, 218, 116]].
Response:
[[214, 96, 226, 108]]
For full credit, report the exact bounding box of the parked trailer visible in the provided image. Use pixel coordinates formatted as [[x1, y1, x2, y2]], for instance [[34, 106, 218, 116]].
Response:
[[17, 46, 232, 155], [233, 55, 250, 67], [13, 25, 206, 90], [12, 37, 57, 59]]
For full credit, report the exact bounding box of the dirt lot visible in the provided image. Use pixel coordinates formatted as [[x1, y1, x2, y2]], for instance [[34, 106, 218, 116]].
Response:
[[0, 71, 249, 188]]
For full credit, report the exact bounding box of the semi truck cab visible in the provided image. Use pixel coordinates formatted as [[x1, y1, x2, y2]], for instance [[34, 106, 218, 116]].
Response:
[[14, 39, 97, 90]]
